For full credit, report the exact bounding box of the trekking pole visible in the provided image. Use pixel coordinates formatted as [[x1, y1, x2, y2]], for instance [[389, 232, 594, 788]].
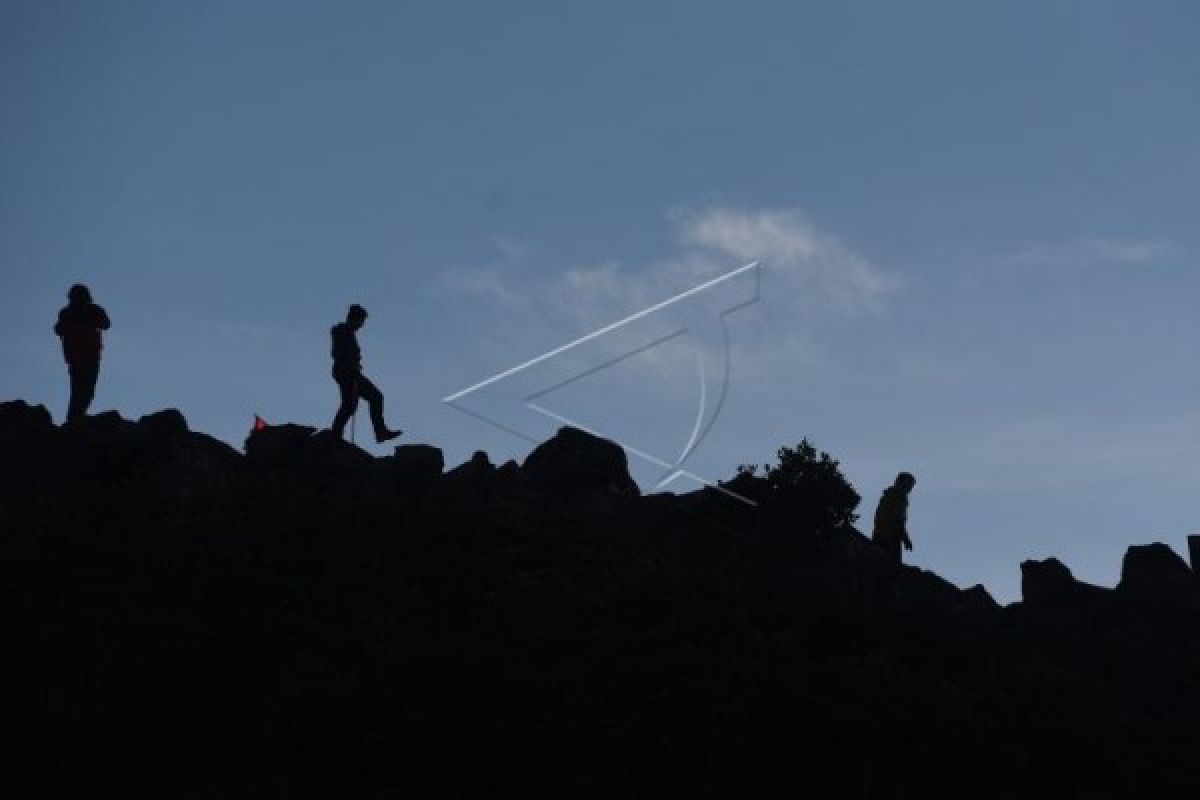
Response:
[[350, 375, 359, 444]]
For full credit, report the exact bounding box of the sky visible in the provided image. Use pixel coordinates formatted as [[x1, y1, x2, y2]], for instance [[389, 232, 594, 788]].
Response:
[[2, 0, 1198, 602]]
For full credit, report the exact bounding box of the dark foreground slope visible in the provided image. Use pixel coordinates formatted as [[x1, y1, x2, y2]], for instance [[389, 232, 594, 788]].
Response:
[[3, 400, 1200, 799]]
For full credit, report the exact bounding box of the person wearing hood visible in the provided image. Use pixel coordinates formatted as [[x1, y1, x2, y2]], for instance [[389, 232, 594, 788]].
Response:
[[54, 284, 111, 422], [872, 472, 916, 564], [329, 304, 402, 443]]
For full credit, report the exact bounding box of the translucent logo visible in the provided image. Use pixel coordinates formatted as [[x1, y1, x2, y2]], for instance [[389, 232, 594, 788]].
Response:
[[443, 261, 760, 504]]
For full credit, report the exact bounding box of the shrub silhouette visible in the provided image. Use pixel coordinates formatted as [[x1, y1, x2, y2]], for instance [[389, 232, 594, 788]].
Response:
[[730, 438, 860, 531]]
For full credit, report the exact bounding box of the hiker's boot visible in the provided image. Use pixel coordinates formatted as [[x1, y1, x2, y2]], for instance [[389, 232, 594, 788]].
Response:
[[375, 428, 403, 444]]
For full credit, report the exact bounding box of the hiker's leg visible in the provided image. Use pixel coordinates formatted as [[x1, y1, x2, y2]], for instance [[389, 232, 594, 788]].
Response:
[[356, 375, 389, 437], [331, 370, 359, 438], [66, 365, 83, 422], [67, 361, 99, 422]]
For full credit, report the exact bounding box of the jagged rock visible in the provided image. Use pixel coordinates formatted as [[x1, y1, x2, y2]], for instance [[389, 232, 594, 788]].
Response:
[[1118, 542, 1198, 603], [138, 408, 189, 437], [491, 458, 547, 499], [444, 449, 493, 480], [817, 525, 881, 563], [959, 584, 999, 614], [1020, 557, 1106, 608], [244, 422, 319, 465], [392, 444, 444, 481], [521, 426, 639, 497], [0, 400, 60, 499], [245, 424, 370, 469], [308, 429, 375, 468], [1121, 542, 1191, 585], [908, 567, 976, 606], [66, 409, 128, 433], [10, 393, 1200, 797], [0, 399, 54, 432], [441, 451, 504, 499], [150, 430, 243, 503], [171, 431, 241, 469]]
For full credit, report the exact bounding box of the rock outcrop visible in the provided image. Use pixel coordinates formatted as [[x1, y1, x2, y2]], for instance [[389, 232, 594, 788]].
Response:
[[0, 398, 53, 432], [390, 443, 445, 482], [5, 399, 1200, 799], [1118, 541, 1200, 607], [521, 425, 640, 497], [1020, 557, 1107, 609]]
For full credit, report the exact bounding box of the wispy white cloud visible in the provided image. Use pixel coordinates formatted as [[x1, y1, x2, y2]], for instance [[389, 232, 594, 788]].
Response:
[[442, 207, 891, 315], [438, 207, 894, 382], [683, 208, 819, 261], [439, 266, 527, 309], [1083, 238, 1172, 264], [555, 262, 626, 304], [679, 207, 893, 315], [488, 233, 533, 262], [436, 234, 539, 310], [1005, 237, 1174, 268], [546, 207, 891, 326]]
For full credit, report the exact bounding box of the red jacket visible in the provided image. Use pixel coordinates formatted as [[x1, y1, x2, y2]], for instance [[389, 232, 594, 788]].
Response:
[[54, 302, 111, 364]]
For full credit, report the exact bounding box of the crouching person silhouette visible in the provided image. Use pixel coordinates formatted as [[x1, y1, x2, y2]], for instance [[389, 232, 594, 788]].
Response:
[[872, 472, 916, 564], [54, 284, 111, 422], [330, 304, 402, 443]]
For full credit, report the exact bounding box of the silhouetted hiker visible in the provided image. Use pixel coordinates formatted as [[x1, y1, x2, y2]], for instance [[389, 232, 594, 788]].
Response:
[[54, 284, 111, 422], [872, 472, 916, 564], [330, 304, 402, 443]]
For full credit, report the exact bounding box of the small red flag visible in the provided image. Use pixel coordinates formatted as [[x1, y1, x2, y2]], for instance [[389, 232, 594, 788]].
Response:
[[253, 414, 268, 432]]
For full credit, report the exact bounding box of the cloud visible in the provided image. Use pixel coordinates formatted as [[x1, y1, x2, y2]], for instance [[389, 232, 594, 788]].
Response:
[[683, 208, 820, 262], [488, 233, 532, 262], [437, 206, 894, 382], [526, 207, 893, 330], [1082, 238, 1172, 264], [678, 208, 894, 315], [1006, 237, 1174, 268], [439, 266, 526, 309], [435, 234, 539, 310], [557, 262, 626, 303]]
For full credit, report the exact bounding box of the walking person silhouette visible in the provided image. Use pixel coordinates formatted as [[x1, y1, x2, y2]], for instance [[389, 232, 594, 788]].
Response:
[[329, 304, 402, 443], [54, 284, 111, 422], [872, 472, 916, 564]]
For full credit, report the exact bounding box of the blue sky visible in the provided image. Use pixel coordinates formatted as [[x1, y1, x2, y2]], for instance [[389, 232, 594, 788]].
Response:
[[2, 0, 1198, 601]]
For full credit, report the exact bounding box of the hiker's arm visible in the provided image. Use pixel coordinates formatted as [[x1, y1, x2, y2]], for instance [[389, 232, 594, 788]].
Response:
[[93, 305, 111, 330]]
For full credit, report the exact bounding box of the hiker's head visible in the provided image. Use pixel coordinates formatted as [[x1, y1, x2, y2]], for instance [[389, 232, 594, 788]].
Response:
[[67, 284, 92, 305], [894, 472, 916, 493], [347, 304, 368, 329]]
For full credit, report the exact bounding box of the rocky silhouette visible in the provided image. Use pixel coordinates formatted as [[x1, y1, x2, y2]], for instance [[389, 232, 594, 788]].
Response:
[[4, 398, 1200, 798]]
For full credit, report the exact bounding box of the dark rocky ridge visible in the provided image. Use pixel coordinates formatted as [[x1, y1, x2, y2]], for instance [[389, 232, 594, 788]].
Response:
[[3, 398, 1200, 798]]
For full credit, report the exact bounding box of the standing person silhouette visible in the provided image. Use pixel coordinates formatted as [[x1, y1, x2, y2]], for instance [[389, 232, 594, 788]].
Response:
[[872, 472, 916, 564], [54, 284, 111, 423], [330, 304, 402, 443]]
